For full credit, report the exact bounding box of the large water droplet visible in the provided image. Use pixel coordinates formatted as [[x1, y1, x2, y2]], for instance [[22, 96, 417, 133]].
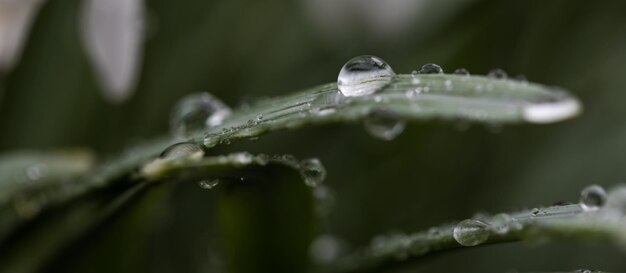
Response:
[[364, 112, 405, 141], [579, 185, 606, 211], [453, 219, 490, 246], [197, 179, 219, 190], [170, 92, 232, 137], [160, 142, 204, 160], [300, 158, 326, 187], [487, 68, 508, 79], [337, 55, 395, 97], [418, 63, 443, 74]]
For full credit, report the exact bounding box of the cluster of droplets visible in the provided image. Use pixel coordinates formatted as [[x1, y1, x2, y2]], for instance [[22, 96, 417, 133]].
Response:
[[170, 92, 232, 138], [451, 184, 616, 247], [336, 55, 531, 141]]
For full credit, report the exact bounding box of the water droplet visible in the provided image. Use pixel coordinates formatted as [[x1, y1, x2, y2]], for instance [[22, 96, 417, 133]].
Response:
[[300, 158, 326, 187], [26, 164, 47, 181], [453, 219, 490, 246], [170, 92, 232, 137], [160, 142, 204, 160], [580, 185, 606, 211], [197, 179, 219, 190], [364, 112, 405, 141], [487, 68, 508, 79], [337, 55, 395, 97], [417, 63, 443, 74], [454, 68, 470, 76], [531, 207, 540, 216]]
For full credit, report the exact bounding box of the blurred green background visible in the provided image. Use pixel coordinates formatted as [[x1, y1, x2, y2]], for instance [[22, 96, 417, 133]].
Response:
[[1, 0, 626, 272]]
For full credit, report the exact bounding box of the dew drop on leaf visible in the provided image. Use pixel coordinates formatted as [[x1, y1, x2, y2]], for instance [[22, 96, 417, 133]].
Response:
[[160, 142, 204, 160], [337, 55, 395, 97], [170, 92, 232, 137], [454, 68, 470, 76], [25, 163, 47, 181], [300, 158, 326, 187], [487, 68, 508, 79], [417, 63, 443, 74], [197, 179, 219, 190], [579, 184, 606, 211], [453, 219, 490, 246], [364, 112, 405, 141]]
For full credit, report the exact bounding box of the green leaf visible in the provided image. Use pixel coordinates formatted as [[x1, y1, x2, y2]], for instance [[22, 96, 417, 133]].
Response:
[[198, 74, 581, 148], [326, 185, 626, 273]]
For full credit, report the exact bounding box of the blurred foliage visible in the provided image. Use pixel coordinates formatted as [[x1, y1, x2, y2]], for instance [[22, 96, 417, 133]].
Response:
[[1, 0, 626, 272]]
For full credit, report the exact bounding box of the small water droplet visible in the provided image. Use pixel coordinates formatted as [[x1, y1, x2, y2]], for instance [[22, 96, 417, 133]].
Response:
[[454, 68, 470, 76], [487, 68, 508, 79], [337, 55, 395, 97], [160, 142, 204, 160], [197, 179, 219, 190], [364, 112, 405, 141], [531, 208, 540, 216], [418, 63, 443, 74], [580, 185, 606, 211], [170, 92, 232, 137], [453, 219, 490, 246], [26, 164, 48, 181], [300, 158, 326, 187]]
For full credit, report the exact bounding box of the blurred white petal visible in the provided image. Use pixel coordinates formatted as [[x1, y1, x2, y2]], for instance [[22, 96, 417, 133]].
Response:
[[301, 0, 475, 43], [81, 0, 145, 103], [0, 0, 45, 72]]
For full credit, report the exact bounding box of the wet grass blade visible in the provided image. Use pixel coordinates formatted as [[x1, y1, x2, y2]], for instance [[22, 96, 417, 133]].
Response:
[[324, 185, 626, 273]]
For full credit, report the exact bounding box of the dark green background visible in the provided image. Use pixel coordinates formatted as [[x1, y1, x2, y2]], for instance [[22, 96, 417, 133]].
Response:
[[1, 0, 625, 272]]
